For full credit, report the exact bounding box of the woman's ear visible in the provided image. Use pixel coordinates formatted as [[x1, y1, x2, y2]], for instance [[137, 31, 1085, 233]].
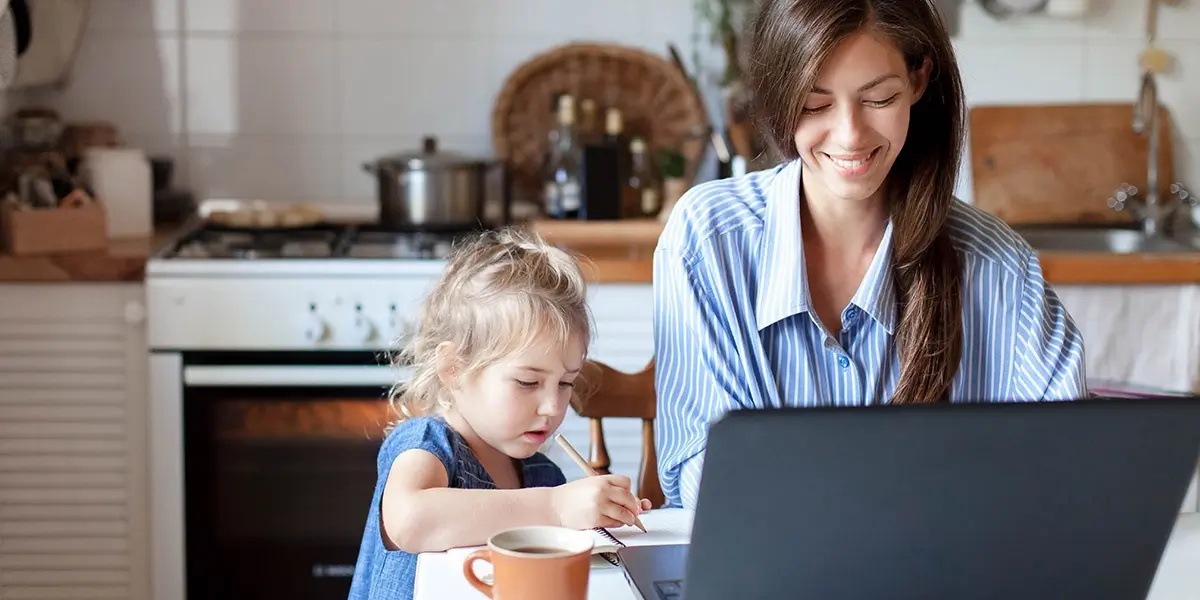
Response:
[[434, 341, 460, 388], [910, 56, 932, 104]]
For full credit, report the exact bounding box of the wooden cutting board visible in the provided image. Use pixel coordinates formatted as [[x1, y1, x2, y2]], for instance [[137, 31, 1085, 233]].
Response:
[[969, 103, 1174, 226]]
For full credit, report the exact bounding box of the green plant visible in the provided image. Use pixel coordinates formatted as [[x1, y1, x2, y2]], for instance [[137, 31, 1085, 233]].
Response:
[[658, 148, 687, 180], [694, 0, 756, 87]]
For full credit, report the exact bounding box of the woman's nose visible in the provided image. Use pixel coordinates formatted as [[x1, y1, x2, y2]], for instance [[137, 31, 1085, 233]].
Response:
[[831, 105, 869, 149]]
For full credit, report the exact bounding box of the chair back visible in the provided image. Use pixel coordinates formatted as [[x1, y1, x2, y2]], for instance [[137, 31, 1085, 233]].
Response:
[[570, 358, 663, 508]]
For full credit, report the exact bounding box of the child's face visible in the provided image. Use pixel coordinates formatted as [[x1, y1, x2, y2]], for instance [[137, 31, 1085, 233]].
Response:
[[455, 330, 586, 460]]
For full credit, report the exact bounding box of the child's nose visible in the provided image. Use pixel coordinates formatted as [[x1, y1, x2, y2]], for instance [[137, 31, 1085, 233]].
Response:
[[536, 391, 560, 416]]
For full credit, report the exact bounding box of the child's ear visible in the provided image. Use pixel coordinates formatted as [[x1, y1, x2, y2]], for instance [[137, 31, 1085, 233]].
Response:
[[434, 341, 460, 388]]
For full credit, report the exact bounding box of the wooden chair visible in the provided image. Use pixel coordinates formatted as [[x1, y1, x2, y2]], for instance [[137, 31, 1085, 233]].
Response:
[[570, 358, 664, 508]]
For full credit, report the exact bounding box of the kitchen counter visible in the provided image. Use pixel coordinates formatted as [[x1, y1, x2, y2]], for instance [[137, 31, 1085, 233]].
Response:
[[530, 219, 1200, 285], [0, 227, 181, 282]]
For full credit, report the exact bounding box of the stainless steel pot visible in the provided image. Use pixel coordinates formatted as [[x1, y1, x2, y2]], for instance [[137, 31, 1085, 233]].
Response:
[[363, 136, 509, 228]]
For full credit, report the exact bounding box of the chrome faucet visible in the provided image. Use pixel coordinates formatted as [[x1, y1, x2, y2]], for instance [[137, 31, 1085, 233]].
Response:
[[1108, 71, 1199, 235]]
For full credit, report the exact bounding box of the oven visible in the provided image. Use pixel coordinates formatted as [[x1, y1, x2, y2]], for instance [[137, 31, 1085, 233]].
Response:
[[146, 218, 451, 599], [171, 350, 407, 599]]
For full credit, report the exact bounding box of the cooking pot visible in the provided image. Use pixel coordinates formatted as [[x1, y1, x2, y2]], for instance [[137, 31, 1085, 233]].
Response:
[[363, 136, 510, 229]]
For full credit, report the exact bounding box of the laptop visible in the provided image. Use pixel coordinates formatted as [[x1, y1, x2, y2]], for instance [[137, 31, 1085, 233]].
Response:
[[618, 396, 1200, 600]]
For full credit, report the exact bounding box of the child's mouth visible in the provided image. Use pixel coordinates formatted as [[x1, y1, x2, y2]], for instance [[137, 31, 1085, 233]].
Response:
[[522, 429, 548, 444]]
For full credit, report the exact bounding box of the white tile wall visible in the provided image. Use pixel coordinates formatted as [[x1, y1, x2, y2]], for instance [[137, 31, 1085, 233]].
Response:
[[11, 0, 1200, 205]]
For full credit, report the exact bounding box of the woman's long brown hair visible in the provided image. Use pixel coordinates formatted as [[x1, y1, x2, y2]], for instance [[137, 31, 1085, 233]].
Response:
[[748, 0, 965, 404]]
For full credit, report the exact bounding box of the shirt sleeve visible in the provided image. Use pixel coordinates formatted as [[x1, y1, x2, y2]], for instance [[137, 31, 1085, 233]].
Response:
[[378, 418, 458, 484], [653, 248, 754, 509], [1011, 249, 1088, 401]]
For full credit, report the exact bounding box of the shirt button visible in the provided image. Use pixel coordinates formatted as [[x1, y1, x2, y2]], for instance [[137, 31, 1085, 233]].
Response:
[[838, 356, 850, 369]]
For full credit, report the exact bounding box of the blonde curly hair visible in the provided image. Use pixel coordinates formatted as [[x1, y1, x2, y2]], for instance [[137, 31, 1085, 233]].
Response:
[[387, 228, 593, 427]]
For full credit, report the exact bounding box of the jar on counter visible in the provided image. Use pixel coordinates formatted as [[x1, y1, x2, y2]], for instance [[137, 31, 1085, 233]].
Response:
[[80, 147, 153, 239]]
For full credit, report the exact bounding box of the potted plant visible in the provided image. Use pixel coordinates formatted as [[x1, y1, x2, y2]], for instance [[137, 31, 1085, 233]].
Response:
[[657, 148, 689, 222], [694, 0, 775, 170]]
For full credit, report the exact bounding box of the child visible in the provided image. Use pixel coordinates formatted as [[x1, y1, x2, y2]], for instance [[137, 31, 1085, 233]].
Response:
[[347, 228, 650, 600]]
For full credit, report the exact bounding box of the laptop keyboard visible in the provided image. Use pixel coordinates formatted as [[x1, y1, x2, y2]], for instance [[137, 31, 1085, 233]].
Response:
[[654, 579, 684, 600]]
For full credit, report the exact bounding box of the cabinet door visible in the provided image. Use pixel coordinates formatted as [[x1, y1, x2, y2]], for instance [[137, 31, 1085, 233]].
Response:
[[0, 284, 149, 600], [547, 284, 655, 484]]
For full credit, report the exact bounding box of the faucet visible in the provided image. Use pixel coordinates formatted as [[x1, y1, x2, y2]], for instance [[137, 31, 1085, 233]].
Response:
[[1108, 71, 1199, 235]]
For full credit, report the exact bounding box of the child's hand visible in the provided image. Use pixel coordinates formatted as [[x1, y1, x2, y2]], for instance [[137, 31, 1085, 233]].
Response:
[[551, 474, 647, 529]]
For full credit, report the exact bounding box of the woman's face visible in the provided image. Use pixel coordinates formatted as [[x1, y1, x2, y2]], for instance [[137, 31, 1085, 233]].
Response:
[[794, 31, 929, 206]]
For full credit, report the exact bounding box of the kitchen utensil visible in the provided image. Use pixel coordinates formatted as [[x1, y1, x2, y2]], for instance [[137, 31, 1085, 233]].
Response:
[[0, 0, 17, 90], [8, 106, 63, 149], [79, 146, 152, 238], [9, 0, 87, 89], [978, 0, 1048, 18], [363, 135, 510, 229], [491, 42, 708, 204], [1139, 0, 1176, 74], [969, 103, 1174, 225]]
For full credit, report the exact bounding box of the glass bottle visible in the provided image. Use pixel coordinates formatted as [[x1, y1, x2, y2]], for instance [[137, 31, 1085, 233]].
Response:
[[623, 137, 659, 219], [543, 94, 582, 219]]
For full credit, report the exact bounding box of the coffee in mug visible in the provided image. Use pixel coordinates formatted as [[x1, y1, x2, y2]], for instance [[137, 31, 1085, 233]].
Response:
[[461, 526, 593, 599]]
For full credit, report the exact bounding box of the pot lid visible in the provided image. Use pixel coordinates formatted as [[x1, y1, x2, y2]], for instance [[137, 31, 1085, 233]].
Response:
[[374, 135, 481, 170]]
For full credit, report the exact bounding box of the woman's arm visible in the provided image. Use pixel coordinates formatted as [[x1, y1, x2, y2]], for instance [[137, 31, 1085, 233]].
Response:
[[380, 450, 642, 553], [1011, 250, 1088, 400], [653, 246, 753, 508]]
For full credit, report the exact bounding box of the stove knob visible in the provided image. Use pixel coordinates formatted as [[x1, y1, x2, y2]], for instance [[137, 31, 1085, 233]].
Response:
[[305, 311, 329, 343], [353, 305, 376, 343]]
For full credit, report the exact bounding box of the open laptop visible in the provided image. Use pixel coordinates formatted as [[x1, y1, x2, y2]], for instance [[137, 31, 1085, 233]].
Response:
[[618, 396, 1200, 600]]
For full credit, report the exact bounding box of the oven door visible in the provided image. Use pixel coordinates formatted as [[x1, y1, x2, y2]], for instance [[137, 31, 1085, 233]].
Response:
[[179, 351, 408, 600]]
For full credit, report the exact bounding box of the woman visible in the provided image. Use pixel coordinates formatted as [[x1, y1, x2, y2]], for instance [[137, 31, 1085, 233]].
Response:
[[653, 0, 1087, 509]]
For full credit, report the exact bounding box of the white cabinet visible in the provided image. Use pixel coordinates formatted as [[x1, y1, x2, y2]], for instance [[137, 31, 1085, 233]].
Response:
[[545, 284, 655, 484], [0, 284, 150, 600], [1055, 284, 1200, 514]]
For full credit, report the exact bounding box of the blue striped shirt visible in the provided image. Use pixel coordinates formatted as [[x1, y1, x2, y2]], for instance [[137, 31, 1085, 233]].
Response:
[[652, 159, 1087, 508]]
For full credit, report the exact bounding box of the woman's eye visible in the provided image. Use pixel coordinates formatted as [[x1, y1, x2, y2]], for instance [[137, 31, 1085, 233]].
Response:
[[801, 105, 829, 115], [865, 93, 900, 108], [559, 381, 576, 389], [516, 379, 538, 389]]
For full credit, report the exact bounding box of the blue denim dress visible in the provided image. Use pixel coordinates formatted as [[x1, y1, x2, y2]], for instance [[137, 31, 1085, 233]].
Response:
[[347, 417, 566, 600]]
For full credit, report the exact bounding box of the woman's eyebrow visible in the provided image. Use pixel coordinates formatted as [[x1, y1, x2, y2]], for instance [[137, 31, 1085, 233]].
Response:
[[810, 73, 902, 94]]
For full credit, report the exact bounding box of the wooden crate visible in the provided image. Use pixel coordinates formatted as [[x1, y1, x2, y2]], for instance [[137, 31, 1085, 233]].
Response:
[[2, 202, 108, 256]]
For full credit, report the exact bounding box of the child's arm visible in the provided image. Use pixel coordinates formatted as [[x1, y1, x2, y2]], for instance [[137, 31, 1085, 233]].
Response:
[[380, 449, 645, 554]]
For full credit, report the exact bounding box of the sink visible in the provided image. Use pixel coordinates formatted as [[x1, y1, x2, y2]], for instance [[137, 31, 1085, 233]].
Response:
[[1012, 227, 1199, 254]]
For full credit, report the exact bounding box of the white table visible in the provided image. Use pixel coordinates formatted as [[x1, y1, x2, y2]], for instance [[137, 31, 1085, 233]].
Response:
[[415, 512, 1200, 599]]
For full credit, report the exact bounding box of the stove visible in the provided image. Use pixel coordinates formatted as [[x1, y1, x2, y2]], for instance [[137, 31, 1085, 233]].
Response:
[[160, 223, 474, 261], [145, 219, 486, 599]]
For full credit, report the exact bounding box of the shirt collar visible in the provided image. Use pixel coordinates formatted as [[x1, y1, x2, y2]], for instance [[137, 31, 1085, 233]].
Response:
[[754, 160, 897, 334]]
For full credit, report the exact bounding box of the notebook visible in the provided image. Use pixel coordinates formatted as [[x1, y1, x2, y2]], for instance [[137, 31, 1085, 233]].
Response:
[[447, 509, 692, 576]]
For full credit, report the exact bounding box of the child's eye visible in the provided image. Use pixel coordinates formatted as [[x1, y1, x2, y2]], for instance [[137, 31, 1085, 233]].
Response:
[[515, 379, 538, 389], [559, 381, 575, 389]]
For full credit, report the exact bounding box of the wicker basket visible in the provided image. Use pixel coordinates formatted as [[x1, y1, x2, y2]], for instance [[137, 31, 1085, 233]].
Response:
[[491, 42, 710, 205]]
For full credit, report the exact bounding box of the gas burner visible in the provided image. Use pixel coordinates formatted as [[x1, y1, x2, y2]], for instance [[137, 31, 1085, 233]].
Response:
[[345, 230, 458, 260], [171, 227, 341, 259]]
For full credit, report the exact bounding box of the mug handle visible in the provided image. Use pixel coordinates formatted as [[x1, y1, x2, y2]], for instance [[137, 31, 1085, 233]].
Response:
[[462, 548, 494, 597]]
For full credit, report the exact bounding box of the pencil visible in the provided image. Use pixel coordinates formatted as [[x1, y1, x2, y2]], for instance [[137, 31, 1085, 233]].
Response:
[[554, 433, 648, 533]]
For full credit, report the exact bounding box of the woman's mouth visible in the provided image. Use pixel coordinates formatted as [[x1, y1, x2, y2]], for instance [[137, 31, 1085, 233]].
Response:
[[824, 148, 879, 178]]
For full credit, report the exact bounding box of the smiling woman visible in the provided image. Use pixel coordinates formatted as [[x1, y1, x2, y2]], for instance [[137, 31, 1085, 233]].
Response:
[[651, 0, 1088, 509]]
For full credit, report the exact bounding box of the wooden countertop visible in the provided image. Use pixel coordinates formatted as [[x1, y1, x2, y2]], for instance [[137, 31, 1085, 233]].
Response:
[[531, 219, 1200, 285], [0, 227, 181, 282]]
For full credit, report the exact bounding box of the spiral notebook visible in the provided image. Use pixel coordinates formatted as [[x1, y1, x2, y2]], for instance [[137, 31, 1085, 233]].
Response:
[[447, 509, 692, 571]]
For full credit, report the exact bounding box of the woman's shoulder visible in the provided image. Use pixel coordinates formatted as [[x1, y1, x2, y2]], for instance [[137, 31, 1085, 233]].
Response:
[[657, 165, 783, 256], [944, 200, 1038, 278]]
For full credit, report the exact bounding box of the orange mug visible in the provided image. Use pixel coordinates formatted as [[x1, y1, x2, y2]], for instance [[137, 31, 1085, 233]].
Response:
[[461, 526, 593, 599]]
